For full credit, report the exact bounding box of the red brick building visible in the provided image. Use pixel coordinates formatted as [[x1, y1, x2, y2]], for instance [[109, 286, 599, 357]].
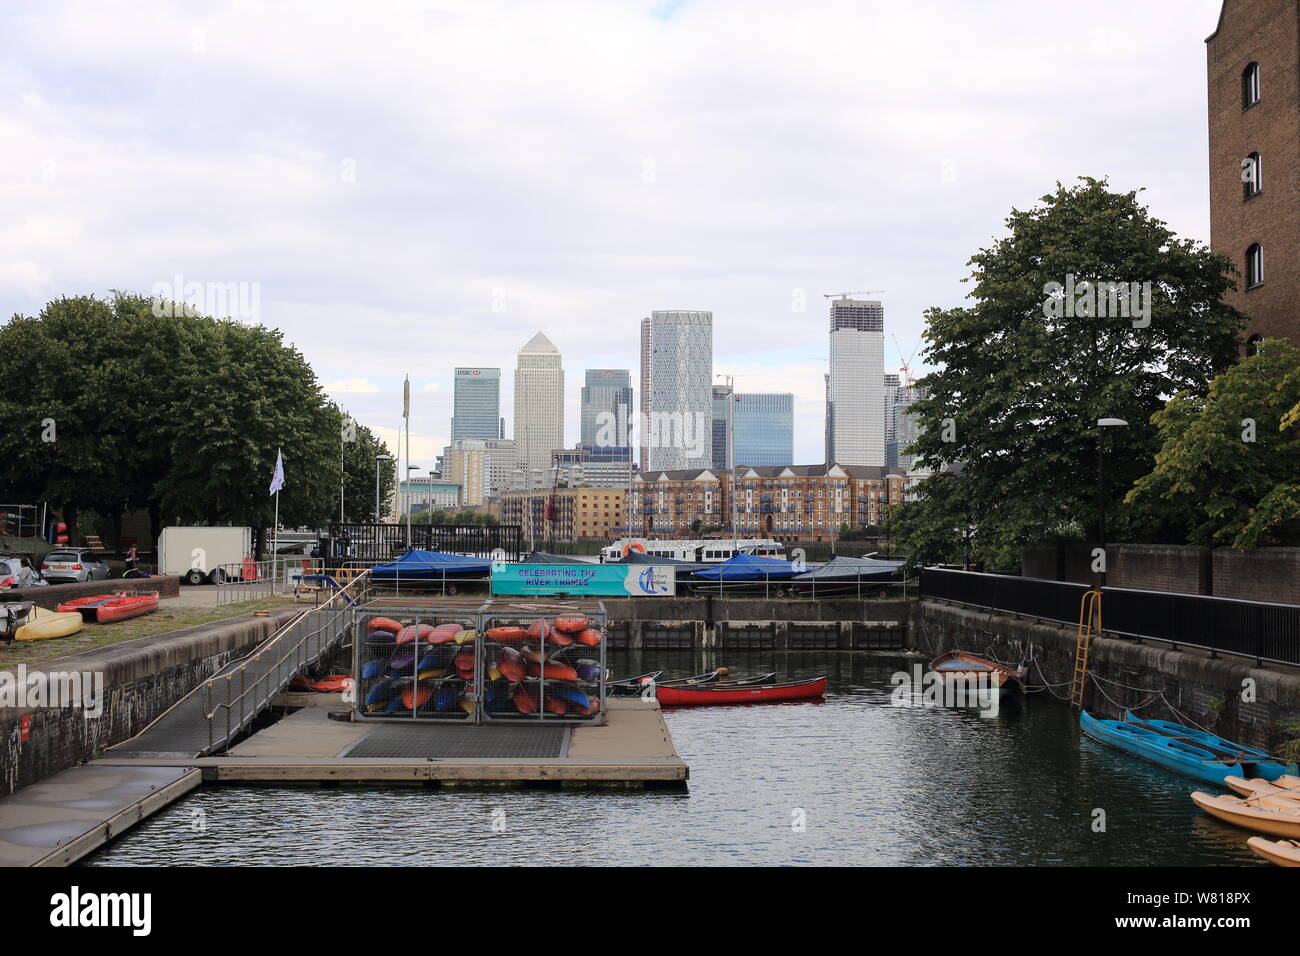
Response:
[[1206, 0, 1300, 349]]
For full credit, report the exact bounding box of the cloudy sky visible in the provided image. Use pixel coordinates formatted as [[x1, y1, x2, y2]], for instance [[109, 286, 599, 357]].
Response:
[[1, 0, 1224, 468]]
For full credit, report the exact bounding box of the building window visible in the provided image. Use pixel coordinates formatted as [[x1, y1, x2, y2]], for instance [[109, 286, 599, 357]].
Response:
[[1246, 333, 1264, 357], [1242, 152, 1262, 198], [1245, 244, 1264, 288], [1242, 62, 1260, 109]]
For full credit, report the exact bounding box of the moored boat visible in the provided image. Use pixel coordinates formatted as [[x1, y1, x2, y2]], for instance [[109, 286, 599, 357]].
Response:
[[95, 591, 159, 623], [57, 594, 118, 619], [654, 675, 826, 707], [1225, 775, 1300, 801], [1080, 710, 1243, 785], [1123, 711, 1295, 781], [1191, 790, 1300, 839], [928, 650, 1025, 697], [1247, 836, 1300, 867]]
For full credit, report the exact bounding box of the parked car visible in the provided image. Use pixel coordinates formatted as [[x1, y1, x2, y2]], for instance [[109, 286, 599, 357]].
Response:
[[0, 556, 46, 589], [40, 548, 111, 584]]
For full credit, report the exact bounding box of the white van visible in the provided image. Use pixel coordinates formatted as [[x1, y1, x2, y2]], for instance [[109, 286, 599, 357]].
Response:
[[158, 526, 253, 585]]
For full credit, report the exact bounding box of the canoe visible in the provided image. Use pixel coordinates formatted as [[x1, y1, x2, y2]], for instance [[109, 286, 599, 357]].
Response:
[[1080, 710, 1244, 785], [1225, 776, 1300, 801], [95, 591, 159, 623], [607, 670, 664, 695], [1124, 712, 1295, 780], [57, 594, 117, 618], [655, 676, 827, 707], [1191, 790, 1300, 838], [1247, 837, 1300, 867], [929, 650, 1024, 695], [14, 606, 85, 642]]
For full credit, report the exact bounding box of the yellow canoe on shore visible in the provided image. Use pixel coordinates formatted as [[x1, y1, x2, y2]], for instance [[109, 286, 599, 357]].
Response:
[[1247, 837, 1300, 867], [1226, 775, 1300, 801], [13, 606, 85, 642], [1192, 790, 1300, 838]]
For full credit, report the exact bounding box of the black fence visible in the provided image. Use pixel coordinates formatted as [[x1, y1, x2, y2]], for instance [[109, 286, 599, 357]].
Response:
[[321, 523, 524, 565], [919, 567, 1300, 667]]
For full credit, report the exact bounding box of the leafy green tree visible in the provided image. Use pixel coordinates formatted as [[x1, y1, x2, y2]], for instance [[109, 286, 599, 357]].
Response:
[[899, 178, 1245, 569], [1127, 339, 1300, 548]]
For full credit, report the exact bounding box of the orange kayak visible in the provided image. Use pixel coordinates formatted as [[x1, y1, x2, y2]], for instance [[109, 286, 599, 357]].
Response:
[[486, 626, 529, 643], [527, 660, 578, 681], [401, 681, 435, 709], [553, 614, 588, 634], [368, 617, 402, 634], [496, 647, 524, 683], [576, 628, 602, 646]]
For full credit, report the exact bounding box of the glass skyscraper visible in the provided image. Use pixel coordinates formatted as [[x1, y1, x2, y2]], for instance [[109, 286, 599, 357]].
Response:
[[826, 298, 885, 466], [451, 368, 501, 442], [711, 384, 733, 472], [644, 310, 713, 472], [580, 369, 632, 459], [733, 393, 793, 467]]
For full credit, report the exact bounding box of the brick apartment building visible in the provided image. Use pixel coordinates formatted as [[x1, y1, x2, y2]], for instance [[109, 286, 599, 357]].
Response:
[[1206, 0, 1299, 348], [491, 486, 626, 543], [632, 463, 907, 543]]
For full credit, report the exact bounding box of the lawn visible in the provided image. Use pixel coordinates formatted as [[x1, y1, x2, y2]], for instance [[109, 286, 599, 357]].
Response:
[[0, 594, 299, 670]]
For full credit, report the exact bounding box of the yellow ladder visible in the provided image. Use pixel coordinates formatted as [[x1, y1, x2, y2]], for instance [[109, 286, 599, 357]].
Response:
[[1071, 590, 1102, 709]]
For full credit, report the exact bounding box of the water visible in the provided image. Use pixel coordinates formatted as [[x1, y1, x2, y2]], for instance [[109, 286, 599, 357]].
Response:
[[84, 650, 1260, 866]]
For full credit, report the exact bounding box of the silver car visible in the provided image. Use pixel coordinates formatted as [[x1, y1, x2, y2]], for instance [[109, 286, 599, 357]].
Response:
[[40, 549, 110, 584]]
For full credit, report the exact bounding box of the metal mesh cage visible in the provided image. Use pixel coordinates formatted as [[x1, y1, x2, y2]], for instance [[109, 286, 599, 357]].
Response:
[[354, 607, 480, 722], [480, 603, 606, 725]]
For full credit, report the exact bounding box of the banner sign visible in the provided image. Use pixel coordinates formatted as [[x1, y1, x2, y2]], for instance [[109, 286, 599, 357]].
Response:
[[492, 564, 676, 597]]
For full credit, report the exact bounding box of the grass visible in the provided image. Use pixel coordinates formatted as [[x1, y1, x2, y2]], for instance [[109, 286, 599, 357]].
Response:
[[0, 594, 299, 670]]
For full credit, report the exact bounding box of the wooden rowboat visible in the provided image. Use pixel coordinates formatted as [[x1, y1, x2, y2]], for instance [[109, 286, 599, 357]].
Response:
[[1247, 837, 1300, 867], [1191, 790, 1300, 839], [928, 651, 1025, 696], [654, 676, 826, 707]]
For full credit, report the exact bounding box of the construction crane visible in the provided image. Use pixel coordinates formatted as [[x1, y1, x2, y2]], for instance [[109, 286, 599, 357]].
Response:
[[823, 290, 884, 300], [892, 333, 922, 387]]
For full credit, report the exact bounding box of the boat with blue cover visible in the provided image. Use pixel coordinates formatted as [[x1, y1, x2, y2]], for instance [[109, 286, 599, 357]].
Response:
[[1122, 711, 1295, 781], [1079, 710, 1244, 785]]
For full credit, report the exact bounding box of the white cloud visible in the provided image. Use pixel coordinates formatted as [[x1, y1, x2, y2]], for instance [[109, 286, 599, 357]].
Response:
[[322, 377, 380, 394]]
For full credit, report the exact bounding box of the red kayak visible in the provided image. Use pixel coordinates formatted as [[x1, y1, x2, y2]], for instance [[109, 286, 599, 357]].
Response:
[[654, 676, 827, 707], [58, 591, 159, 623], [57, 594, 117, 619]]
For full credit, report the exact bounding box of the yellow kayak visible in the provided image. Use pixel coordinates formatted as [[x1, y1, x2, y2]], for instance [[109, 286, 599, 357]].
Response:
[[1226, 776, 1300, 801], [14, 606, 85, 642], [1247, 837, 1300, 867], [1192, 790, 1300, 838]]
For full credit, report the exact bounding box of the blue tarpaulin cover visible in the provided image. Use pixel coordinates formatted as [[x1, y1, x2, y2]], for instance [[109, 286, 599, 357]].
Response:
[[692, 553, 797, 581], [371, 549, 492, 578]]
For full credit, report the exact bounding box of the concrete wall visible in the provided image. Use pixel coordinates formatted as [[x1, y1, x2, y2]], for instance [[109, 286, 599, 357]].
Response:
[[0, 607, 298, 797], [4, 575, 181, 610], [915, 599, 1300, 755]]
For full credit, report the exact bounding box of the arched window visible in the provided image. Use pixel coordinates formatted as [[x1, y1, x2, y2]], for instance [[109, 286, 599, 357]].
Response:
[[1246, 334, 1264, 357], [1242, 152, 1262, 198], [1245, 244, 1264, 288], [1242, 62, 1261, 108]]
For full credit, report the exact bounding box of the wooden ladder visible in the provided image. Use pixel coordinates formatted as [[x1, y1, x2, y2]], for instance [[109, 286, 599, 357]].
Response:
[[1071, 589, 1102, 709]]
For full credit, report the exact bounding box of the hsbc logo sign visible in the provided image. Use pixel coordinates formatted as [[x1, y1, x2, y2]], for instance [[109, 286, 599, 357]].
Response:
[[457, 369, 483, 376]]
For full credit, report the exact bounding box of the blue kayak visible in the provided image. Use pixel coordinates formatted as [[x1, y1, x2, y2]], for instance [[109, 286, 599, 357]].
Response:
[[1123, 711, 1295, 782], [1080, 710, 1243, 785]]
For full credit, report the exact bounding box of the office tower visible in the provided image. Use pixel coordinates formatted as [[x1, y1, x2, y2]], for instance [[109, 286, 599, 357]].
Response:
[[826, 298, 885, 466], [580, 369, 633, 459], [711, 384, 733, 472], [442, 440, 487, 506], [513, 332, 564, 489], [482, 438, 517, 497], [895, 385, 929, 472], [644, 311, 713, 472], [884, 373, 901, 468], [639, 316, 651, 471], [733, 393, 794, 467], [451, 368, 501, 442]]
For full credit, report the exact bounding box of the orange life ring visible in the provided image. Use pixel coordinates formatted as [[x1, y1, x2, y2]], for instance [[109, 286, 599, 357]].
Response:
[[622, 542, 646, 556]]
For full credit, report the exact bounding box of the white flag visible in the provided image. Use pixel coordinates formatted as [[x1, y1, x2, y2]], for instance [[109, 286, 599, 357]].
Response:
[[269, 449, 285, 496]]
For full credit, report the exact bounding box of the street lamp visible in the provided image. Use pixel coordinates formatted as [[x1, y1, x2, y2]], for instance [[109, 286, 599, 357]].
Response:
[[1096, 417, 1128, 584], [375, 453, 393, 524], [405, 465, 420, 545]]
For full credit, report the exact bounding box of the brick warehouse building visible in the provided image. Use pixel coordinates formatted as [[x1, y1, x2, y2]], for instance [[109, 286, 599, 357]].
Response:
[[491, 486, 626, 544], [1206, 0, 1299, 348], [631, 463, 907, 543]]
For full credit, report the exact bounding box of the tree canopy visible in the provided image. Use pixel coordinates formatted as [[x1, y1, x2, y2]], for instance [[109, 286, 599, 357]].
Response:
[[0, 292, 393, 551], [896, 178, 1245, 568]]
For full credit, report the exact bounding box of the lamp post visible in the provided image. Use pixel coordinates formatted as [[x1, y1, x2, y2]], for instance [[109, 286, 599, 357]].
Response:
[[405, 465, 420, 547], [1096, 417, 1128, 584], [375, 453, 393, 524]]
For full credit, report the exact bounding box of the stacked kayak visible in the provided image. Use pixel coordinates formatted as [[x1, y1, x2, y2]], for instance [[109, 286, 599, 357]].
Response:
[[482, 614, 603, 720], [58, 590, 159, 623]]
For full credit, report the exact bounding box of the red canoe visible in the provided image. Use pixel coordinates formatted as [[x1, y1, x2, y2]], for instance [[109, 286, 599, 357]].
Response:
[[57, 594, 118, 618], [654, 676, 827, 707], [95, 591, 159, 623]]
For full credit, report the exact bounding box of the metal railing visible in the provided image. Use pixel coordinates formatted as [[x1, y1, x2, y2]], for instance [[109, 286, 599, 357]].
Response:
[[213, 557, 316, 605], [919, 567, 1300, 667], [203, 571, 373, 753]]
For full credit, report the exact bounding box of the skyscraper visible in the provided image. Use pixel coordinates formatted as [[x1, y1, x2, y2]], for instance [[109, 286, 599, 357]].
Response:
[[733, 393, 794, 467], [826, 298, 885, 466], [513, 331, 564, 488], [644, 310, 713, 472], [711, 384, 733, 472], [580, 369, 632, 460], [451, 368, 502, 442], [639, 316, 651, 471], [883, 372, 901, 468]]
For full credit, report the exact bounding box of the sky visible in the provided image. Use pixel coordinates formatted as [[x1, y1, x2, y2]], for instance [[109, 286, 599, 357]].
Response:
[[1, 0, 1225, 471]]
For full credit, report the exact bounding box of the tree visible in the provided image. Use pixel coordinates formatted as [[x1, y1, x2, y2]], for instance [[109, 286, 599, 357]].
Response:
[[898, 178, 1245, 569], [1126, 339, 1300, 548]]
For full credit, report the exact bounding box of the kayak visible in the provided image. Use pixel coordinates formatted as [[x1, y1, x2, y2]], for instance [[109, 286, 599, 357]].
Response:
[[1191, 790, 1300, 838], [655, 676, 827, 707], [1226, 776, 1300, 801], [14, 606, 85, 642], [95, 591, 159, 623], [1247, 837, 1300, 867], [1124, 711, 1295, 781], [57, 594, 117, 618], [1080, 710, 1243, 786]]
